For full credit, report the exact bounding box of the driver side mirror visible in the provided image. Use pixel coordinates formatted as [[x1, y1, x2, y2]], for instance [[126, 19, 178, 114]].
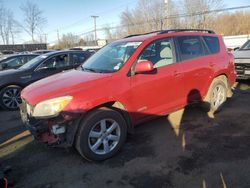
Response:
[[135, 60, 154, 74], [234, 47, 240, 51]]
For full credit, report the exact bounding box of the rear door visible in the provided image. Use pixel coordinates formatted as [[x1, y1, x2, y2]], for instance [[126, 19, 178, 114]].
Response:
[[175, 35, 213, 103], [129, 37, 185, 123], [69, 51, 91, 68]]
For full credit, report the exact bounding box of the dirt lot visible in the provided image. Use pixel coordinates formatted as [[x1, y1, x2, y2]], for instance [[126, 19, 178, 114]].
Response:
[[0, 81, 250, 188]]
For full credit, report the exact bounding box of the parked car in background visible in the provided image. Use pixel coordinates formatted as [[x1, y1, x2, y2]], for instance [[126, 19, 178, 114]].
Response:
[[0, 54, 39, 71], [233, 39, 250, 79], [32, 50, 56, 54], [0, 50, 92, 110], [69, 47, 101, 55], [20, 29, 236, 161], [0, 50, 15, 55]]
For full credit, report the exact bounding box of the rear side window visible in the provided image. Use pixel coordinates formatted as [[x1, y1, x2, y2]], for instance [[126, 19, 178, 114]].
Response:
[[177, 36, 205, 61], [203, 36, 220, 54], [71, 52, 88, 65]]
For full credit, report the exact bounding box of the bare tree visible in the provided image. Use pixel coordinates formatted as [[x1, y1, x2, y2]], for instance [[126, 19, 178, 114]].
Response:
[[181, 0, 223, 29], [104, 25, 120, 40], [0, 3, 19, 45], [58, 33, 80, 48], [84, 33, 96, 46], [120, 0, 180, 37], [20, 1, 47, 43], [213, 11, 250, 35]]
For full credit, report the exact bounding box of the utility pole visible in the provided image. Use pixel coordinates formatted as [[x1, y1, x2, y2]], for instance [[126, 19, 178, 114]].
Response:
[[91, 15, 99, 43], [57, 29, 60, 44], [164, 0, 169, 29], [44, 34, 48, 44]]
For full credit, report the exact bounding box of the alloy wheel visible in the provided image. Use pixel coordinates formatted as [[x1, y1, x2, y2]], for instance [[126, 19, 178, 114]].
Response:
[[211, 84, 226, 110], [2, 87, 22, 109], [88, 119, 121, 155]]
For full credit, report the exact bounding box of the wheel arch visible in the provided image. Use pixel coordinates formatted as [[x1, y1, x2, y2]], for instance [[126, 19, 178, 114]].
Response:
[[91, 101, 134, 134], [0, 83, 24, 91], [204, 73, 229, 98]]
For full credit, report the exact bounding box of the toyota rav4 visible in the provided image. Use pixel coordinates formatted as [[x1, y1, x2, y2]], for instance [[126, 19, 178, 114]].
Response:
[[20, 29, 236, 161]]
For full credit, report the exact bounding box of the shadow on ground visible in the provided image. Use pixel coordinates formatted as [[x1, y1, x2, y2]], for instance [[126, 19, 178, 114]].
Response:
[[1, 81, 250, 188]]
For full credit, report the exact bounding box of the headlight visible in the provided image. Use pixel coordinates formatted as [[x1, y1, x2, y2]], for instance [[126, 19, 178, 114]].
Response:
[[32, 96, 73, 118]]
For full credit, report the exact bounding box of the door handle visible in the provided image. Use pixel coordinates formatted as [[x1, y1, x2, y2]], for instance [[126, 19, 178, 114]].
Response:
[[173, 70, 181, 76], [209, 62, 216, 67]]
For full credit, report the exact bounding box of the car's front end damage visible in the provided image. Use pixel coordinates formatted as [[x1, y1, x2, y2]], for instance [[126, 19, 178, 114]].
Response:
[[20, 99, 81, 147], [19, 69, 113, 147]]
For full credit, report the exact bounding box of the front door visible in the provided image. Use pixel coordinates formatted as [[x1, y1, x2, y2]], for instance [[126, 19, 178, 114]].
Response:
[[32, 53, 71, 82], [128, 38, 185, 123]]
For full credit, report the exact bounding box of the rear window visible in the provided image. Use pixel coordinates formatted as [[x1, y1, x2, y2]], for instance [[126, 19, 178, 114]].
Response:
[[177, 36, 205, 61], [203, 36, 220, 54]]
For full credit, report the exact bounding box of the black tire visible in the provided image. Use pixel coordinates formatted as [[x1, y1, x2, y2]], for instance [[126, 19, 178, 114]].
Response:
[[204, 78, 227, 113], [76, 107, 127, 161], [0, 85, 22, 111]]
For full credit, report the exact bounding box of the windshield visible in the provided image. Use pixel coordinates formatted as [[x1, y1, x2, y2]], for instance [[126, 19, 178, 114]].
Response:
[[240, 40, 250, 50], [19, 55, 47, 69], [81, 41, 142, 73]]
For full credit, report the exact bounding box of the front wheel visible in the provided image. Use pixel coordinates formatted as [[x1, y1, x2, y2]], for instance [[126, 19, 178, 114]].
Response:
[[0, 85, 22, 110], [76, 107, 127, 161]]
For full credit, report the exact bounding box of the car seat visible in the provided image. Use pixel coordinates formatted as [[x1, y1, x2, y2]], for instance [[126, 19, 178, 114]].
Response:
[[154, 46, 173, 68]]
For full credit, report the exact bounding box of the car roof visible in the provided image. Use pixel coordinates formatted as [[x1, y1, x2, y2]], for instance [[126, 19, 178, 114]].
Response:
[[1, 53, 38, 59], [117, 29, 218, 43], [41, 50, 86, 56]]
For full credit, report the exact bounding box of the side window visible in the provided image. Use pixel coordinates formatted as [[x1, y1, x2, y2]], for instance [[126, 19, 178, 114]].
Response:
[[138, 38, 174, 68], [177, 36, 205, 61], [26, 56, 36, 62], [203, 36, 220, 54], [6, 57, 23, 67], [20, 57, 27, 65], [71, 53, 87, 65], [40, 54, 69, 69]]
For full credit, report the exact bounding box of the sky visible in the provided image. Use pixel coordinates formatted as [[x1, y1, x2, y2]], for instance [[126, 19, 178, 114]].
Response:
[[2, 0, 250, 45]]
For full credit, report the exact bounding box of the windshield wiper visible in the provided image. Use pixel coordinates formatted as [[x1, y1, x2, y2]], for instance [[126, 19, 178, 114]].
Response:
[[82, 67, 99, 73]]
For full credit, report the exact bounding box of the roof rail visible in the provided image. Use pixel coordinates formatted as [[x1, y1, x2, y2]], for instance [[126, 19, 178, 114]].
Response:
[[124, 29, 215, 38], [159, 29, 215, 34], [124, 30, 161, 38]]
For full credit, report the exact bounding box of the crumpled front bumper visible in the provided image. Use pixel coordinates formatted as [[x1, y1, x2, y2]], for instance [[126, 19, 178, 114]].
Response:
[[20, 102, 80, 147]]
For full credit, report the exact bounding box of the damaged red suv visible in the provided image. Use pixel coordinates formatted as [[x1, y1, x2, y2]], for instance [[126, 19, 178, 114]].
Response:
[[21, 29, 236, 161]]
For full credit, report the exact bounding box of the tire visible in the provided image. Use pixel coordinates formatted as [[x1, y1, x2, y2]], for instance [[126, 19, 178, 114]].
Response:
[[0, 85, 22, 111], [76, 107, 127, 161], [204, 78, 227, 113]]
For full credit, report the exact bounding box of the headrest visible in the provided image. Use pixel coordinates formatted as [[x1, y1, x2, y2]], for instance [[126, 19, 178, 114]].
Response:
[[160, 46, 172, 58]]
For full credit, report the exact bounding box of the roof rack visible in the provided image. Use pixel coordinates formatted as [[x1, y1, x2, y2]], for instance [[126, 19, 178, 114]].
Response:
[[124, 29, 215, 38], [159, 29, 215, 34], [124, 30, 161, 38]]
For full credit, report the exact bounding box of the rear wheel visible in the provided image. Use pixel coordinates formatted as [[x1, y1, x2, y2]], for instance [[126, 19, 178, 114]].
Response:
[[76, 107, 127, 161], [0, 85, 22, 110], [204, 78, 227, 113]]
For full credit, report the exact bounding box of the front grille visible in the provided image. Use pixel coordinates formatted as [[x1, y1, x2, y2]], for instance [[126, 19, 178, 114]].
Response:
[[235, 63, 250, 75]]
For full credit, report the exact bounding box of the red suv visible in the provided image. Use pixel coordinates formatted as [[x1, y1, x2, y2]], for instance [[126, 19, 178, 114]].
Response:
[[20, 29, 236, 161]]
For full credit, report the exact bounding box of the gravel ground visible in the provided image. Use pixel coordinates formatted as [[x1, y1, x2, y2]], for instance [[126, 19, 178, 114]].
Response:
[[0, 81, 250, 188]]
